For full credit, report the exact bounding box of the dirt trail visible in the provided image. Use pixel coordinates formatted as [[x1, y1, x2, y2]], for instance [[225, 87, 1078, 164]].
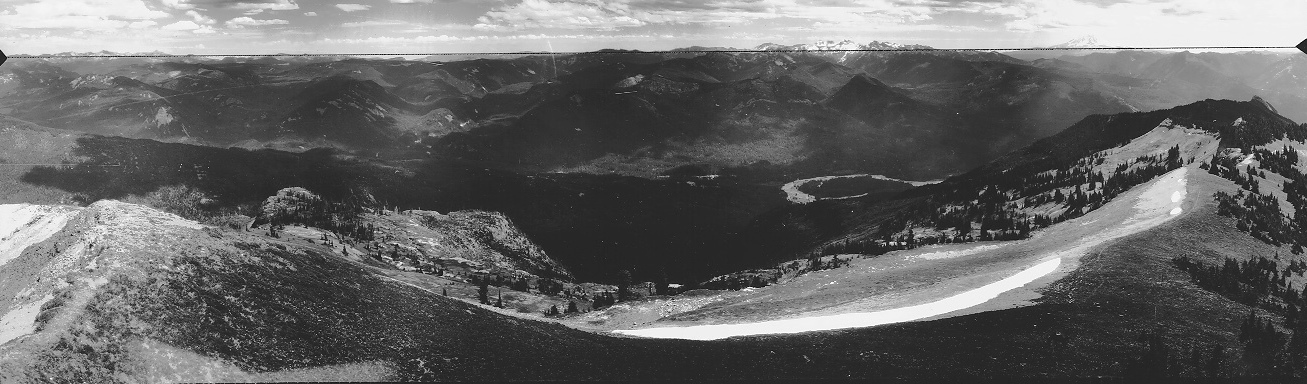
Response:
[[616, 168, 1189, 340]]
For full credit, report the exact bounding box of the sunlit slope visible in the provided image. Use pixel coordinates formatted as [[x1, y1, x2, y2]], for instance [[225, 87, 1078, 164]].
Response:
[[601, 165, 1291, 375], [799, 169, 1290, 377], [614, 165, 1191, 338]]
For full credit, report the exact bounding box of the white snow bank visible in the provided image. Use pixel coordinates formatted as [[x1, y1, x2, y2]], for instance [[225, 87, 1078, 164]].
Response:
[[0, 204, 80, 268], [614, 258, 1062, 340], [0, 295, 52, 346], [1239, 153, 1256, 166], [911, 242, 1012, 261]]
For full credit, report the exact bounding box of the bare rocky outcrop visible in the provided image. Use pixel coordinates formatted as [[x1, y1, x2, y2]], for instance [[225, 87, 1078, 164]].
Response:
[[367, 209, 573, 281], [256, 186, 324, 225]]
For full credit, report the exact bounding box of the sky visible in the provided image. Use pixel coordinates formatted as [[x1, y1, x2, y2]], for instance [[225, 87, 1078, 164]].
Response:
[[0, 0, 1304, 55]]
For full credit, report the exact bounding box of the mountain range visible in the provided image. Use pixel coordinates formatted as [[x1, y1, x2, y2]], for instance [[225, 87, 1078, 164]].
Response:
[[3, 41, 1307, 381], [6, 42, 1298, 181]]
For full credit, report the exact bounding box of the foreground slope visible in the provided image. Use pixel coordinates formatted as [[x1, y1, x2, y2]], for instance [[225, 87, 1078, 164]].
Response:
[[1, 183, 1296, 380], [614, 166, 1191, 338]]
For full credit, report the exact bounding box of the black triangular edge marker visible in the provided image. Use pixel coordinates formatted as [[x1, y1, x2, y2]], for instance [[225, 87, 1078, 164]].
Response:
[[1299, 39, 1307, 56], [0, 50, 6, 68]]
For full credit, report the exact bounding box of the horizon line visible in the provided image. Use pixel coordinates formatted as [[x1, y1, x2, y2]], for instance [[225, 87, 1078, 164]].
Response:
[[6, 46, 1299, 59]]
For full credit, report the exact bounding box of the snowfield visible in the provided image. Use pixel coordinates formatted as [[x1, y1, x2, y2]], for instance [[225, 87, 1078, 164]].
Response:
[[615, 168, 1189, 340], [614, 258, 1062, 340], [0, 295, 52, 346], [0, 204, 80, 268]]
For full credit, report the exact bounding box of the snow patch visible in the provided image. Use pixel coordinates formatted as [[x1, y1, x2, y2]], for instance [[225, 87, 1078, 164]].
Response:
[[615, 74, 644, 88], [154, 107, 174, 127], [911, 242, 1012, 261], [0, 295, 53, 346], [615, 258, 1062, 340], [0, 204, 80, 268], [1240, 153, 1256, 166]]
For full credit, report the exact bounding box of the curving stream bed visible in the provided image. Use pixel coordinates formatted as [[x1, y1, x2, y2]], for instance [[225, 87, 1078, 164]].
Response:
[[781, 174, 941, 204]]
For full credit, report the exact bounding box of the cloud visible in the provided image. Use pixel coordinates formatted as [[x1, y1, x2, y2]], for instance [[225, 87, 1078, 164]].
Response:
[[474, 0, 649, 31], [938, 0, 1306, 47], [160, 0, 196, 10], [231, 0, 300, 12], [161, 0, 299, 12], [341, 20, 406, 28], [0, 0, 171, 30], [186, 10, 217, 25], [128, 20, 159, 28], [335, 3, 371, 12], [471, 0, 937, 31], [389, 0, 434, 3], [304, 11, 318, 16], [161, 20, 201, 30], [160, 20, 218, 33], [226, 17, 290, 27], [322, 33, 664, 45], [325, 35, 469, 44]]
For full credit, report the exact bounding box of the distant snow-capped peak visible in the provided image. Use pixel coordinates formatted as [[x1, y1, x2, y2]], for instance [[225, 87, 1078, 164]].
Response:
[[1049, 36, 1112, 49], [806, 40, 863, 51], [754, 40, 933, 51]]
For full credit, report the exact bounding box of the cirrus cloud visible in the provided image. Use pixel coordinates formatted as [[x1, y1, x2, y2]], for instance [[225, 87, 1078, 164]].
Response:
[[226, 16, 290, 27], [335, 3, 371, 12]]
